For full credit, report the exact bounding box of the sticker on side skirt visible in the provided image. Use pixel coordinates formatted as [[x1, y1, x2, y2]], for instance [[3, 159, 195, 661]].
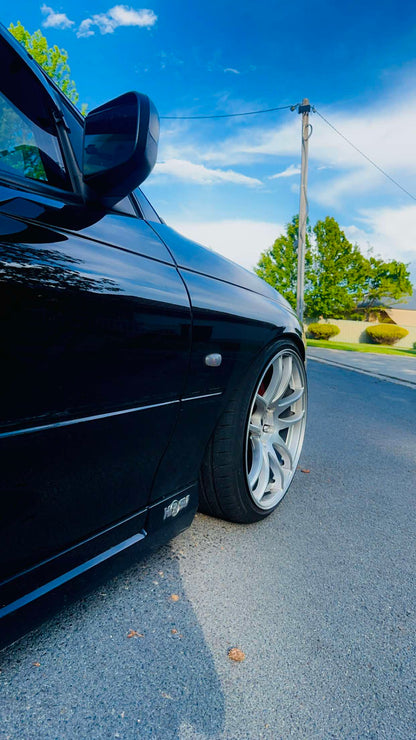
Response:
[[163, 494, 190, 520]]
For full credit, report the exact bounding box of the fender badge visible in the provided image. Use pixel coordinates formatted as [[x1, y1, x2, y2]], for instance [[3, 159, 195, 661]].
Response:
[[163, 494, 190, 520]]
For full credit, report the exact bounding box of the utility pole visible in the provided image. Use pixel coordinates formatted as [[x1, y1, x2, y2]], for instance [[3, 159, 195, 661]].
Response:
[[296, 98, 311, 323]]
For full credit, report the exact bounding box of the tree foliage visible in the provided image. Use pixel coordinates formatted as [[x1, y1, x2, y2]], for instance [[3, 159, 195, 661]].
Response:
[[255, 216, 312, 310], [306, 217, 367, 318], [359, 256, 412, 307], [256, 214, 412, 319], [8, 21, 79, 104]]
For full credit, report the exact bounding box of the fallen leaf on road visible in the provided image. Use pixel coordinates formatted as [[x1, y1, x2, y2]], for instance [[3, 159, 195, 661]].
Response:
[[301, 469, 310, 473], [170, 594, 180, 602], [161, 692, 173, 700], [32, 662, 41, 667], [127, 629, 144, 638], [228, 648, 245, 662], [171, 628, 178, 634]]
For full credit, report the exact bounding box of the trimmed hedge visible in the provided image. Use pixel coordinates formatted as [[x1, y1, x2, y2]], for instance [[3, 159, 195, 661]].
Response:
[[308, 323, 340, 340], [366, 324, 409, 345]]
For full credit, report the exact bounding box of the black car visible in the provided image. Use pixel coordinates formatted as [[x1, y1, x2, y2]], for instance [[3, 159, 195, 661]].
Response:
[[0, 24, 307, 639]]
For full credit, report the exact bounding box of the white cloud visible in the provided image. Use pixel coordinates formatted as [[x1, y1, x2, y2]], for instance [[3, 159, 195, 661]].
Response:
[[153, 159, 262, 187], [342, 204, 416, 283], [146, 70, 416, 290], [181, 88, 416, 209], [167, 219, 282, 270], [197, 118, 298, 165], [165, 209, 416, 285], [269, 164, 301, 179], [224, 68, 240, 75], [41, 4, 74, 29], [153, 65, 416, 224], [313, 167, 382, 208], [77, 5, 157, 37], [77, 19, 95, 37]]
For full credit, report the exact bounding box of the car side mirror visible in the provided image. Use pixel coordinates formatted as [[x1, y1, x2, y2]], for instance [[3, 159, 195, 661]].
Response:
[[82, 91, 159, 201]]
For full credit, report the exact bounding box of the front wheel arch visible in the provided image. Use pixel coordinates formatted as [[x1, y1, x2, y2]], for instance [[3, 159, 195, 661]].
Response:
[[199, 339, 307, 523]]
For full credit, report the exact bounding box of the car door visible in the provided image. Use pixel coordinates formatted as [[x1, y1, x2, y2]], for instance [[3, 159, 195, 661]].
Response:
[[0, 32, 191, 581]]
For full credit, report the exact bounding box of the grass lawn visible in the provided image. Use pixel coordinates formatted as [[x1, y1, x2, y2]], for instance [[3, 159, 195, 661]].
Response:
[[307, 338, 416, 357]]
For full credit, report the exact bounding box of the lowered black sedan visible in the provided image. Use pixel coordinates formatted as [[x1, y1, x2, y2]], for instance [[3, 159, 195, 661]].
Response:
[[0, 24, 307, 638]]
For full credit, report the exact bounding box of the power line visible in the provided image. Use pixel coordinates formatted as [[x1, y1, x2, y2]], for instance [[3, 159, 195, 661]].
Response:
[[314, 108, 416, 203], [160, 104, 293, 119], [161, 99, 416, 203]]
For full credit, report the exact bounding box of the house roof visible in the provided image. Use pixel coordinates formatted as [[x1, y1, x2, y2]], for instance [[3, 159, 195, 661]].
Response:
[[356, 291, 416, 312], [391, 292, 416, 311]]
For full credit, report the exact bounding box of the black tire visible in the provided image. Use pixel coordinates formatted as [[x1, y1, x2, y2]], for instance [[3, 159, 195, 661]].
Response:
[[199, 339, 307, 523]]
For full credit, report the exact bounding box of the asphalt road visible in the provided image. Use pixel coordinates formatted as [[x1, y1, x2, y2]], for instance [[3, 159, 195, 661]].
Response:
[[1, 363, 415, 739]]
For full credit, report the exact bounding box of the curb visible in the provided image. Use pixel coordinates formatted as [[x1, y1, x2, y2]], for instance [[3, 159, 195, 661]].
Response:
[[307, 355, 416, 389]]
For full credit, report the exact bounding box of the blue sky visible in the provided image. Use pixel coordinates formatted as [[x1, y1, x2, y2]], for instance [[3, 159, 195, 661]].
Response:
[[2, 1, 416, 286]]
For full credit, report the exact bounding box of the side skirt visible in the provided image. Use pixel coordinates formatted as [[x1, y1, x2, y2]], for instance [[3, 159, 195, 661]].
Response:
[[0, 484, 197, 648]]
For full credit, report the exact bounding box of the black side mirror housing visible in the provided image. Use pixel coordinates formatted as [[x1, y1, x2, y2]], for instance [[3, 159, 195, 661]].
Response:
[[82, 91, 159, 201]]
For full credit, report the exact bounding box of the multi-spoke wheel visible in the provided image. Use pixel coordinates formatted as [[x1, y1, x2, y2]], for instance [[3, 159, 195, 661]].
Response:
[[199, 341, 307, 523], [246, 349, 306, 511]]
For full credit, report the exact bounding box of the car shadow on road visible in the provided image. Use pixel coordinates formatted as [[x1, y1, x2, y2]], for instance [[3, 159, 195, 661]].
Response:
[[0, 542, 225, 739]]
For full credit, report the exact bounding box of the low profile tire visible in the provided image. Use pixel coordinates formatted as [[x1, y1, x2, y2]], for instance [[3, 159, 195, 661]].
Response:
[[199, 340, 307, 523]]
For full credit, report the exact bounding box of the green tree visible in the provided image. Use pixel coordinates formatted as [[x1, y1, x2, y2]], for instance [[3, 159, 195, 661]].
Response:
[[255, 214, 412, 319], [8, 21, 80, 105], [306, 216, 367, 318], [255, 215, 312, 310], [359, 256, 412, 308]]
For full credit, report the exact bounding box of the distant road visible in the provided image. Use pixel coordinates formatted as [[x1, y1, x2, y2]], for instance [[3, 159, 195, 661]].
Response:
[[308, 345, 416, 386]]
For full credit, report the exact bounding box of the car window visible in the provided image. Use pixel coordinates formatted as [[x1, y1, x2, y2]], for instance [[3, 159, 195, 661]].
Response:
[[0, 37, 69, 190]]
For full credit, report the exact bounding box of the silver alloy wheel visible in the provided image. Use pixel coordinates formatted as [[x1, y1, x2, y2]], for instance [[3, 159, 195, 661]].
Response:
[[245, 348, 307, 510]]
